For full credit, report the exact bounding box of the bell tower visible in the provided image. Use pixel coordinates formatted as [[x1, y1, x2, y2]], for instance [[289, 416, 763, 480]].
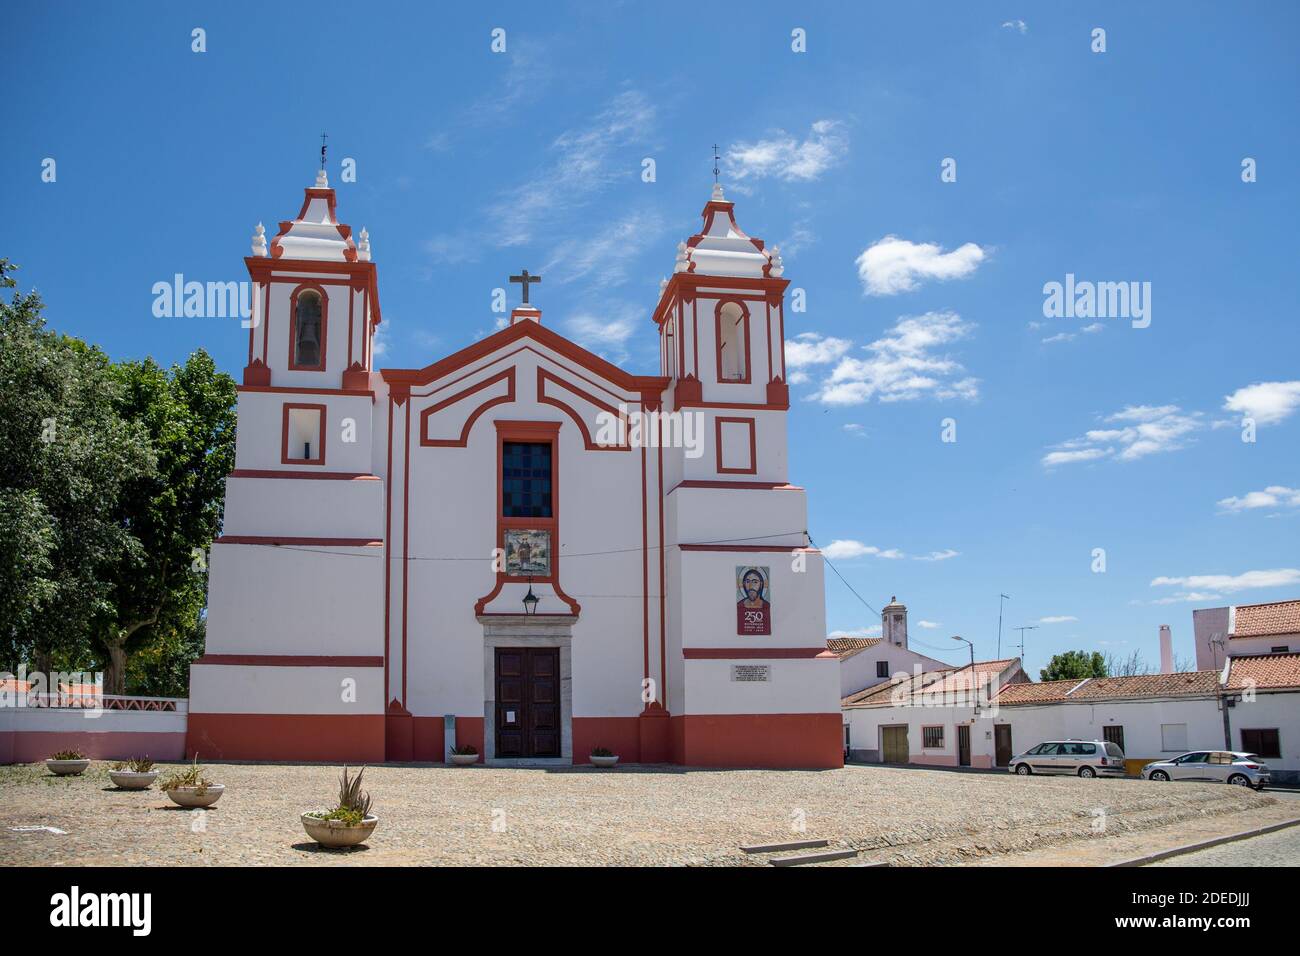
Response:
[[242, 167, 380, 393]]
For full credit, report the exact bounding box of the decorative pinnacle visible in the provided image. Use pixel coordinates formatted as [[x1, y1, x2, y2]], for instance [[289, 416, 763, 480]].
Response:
[[251, 222, 267, 257]]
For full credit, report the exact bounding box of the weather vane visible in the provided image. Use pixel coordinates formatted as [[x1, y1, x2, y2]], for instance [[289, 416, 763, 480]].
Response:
[[712, 143, 720, 183], [320, 132, 328, 171]]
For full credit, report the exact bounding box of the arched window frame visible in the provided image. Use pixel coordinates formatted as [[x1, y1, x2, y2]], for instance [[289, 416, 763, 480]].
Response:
[[714, 298, 751, 384], [288, 282, 328, 371]]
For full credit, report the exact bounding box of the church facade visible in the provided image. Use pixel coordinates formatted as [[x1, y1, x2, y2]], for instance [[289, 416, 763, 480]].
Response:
[[186, 169, 842, 767]]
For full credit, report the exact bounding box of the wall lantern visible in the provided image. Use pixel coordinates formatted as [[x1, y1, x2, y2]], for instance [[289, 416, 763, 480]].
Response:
[[522, 577, 540, 615]]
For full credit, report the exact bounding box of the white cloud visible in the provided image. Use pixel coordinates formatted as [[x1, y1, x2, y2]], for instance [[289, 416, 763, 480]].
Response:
[[1223, 381, 1300, 426], [916, 549, 960, 562], [1217, 485, 1300, 513], [371, 318, 391, 359], [1035, 615, 1078, 624], [916, 620, 941, 629], [1042, 332, 1075, 345], [821, 539, 904, 560], [727, 120, 847, 183], [856, 236, 987, 296], [1146, 591, 1224, 606], [786, 332, 852, 370], [829, 624, 882, 638], [563, 306, 640, 364], [843, 423, 867, 438], [1081, 323, 1105, 334], [541, 209, 665, 290], [811, 311, 979, 406], [1002, 20, 1028, 34], [1151, 568, 1300, 593], [1042, 405, 1204, 468]]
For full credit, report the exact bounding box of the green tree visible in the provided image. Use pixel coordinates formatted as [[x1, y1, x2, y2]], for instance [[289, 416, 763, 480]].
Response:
[[0, 259, 154, 673], [1039, 649, 1108, 682], [95, 351, 236, 693]]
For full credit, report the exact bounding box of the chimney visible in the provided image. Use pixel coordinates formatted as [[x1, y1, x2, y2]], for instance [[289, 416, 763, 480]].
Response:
[[1159, 624, 1174, 673]]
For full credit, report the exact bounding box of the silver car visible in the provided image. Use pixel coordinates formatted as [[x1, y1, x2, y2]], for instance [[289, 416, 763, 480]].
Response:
[[1009, 739, 1128, 778], [1140, 751, 1272, 790]]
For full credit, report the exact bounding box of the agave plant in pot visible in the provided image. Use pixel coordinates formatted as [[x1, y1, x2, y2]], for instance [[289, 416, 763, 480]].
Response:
[[158, 757, 225, 808], [45, 749, 91, 776], [449, 744, 479, 766], [302, 767, 378, 849], [109, 756, 158, 790], [589, 746, 619, 768]]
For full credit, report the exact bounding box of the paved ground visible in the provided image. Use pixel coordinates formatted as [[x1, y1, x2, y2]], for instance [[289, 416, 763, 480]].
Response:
[[0, 760, 1287, 866], [1152, 821, 1300, 866]]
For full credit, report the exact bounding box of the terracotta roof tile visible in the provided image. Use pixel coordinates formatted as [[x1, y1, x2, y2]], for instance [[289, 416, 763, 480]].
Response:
[[842, 659, 1019, 708], [1231, 600, 1300, 638], [1226, 653, 1300, 691], [997, 671, 1221, 705], [826, 636, 883, 658]]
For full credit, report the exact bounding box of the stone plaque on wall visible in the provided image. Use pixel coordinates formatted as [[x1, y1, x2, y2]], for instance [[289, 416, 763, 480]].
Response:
[[730, 664, 772, 683]]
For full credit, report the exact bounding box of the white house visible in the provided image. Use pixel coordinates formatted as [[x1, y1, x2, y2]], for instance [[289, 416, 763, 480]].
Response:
[[843, 653, 1300, 783], [186, 170, 842, 767], [829, 596, 952, 698]]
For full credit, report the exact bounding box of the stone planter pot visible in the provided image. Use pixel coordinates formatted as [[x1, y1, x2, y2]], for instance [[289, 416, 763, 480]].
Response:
[[590, 755, 620, 768], [109, 770, 159, 790], [45, 758, 90, 776], [301, 812, 379, 848], [164, 784, 224, 808], [449, 753, 478, 766]]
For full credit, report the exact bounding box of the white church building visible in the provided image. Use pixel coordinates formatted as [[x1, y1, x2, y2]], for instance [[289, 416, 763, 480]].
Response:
[[186, 168, 843, 767]]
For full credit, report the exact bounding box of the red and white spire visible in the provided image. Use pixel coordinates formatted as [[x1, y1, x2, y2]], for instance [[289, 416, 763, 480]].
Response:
[[675, 183, 783, 279], [267, 167, 363, 262]]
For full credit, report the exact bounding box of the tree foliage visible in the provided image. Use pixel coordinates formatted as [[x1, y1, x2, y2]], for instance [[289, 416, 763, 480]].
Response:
[[1039, 649, 1108, 682], [0, 259, 236, 695]]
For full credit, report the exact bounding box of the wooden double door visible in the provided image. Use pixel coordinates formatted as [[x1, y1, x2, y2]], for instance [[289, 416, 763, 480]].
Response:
[[881, 725, 909, 764], [494, 647, 561, 758]]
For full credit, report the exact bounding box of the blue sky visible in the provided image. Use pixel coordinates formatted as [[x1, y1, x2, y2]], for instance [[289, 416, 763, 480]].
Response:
[[3, 2, 1298, 676]]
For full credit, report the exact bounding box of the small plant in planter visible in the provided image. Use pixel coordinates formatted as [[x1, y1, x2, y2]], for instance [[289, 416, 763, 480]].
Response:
[[301, 767, 379, 849], [589, 746, 619, 768], [109, 757, 158, 790], [449, 744, 479, 766], [157, 756, 224, 808], [45, 749, 91, 776]]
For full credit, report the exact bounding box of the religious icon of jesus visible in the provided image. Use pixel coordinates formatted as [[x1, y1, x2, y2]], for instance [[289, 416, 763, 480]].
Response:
[[735, 566, 771, 635]]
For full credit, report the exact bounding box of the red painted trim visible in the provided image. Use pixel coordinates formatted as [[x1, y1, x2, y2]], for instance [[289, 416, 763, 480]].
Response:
[[679, 544, 817, 553], [714, 299, 752, 384], [477, 420, 580, 615], [652, 274, 790, 327], [383, 394, 394, 708], [401, 398, 411, 705], [657, 421, 667, 706], [347, 284, 355, 367], [216, 535, 382, 547], [280, 402, 327, 466], [230, 469, 379, 481], [715, 416, 757, 475], [287, 283, 328, 372], [261, 281, 270, 365], [420, 368, 516, 447], [382, 316, 668, 396], [195, 655, 383, 667], [683, 648, 836, 659], [765, 299, 773, 382], [778, 299, 786, 379], [641, 440, 650, 688], [669, 480, 801, 493], [240, 385, 374, 398], [537, 367, 629, 451], [677, 400, 789, 411], [247, 281, 257, 364]]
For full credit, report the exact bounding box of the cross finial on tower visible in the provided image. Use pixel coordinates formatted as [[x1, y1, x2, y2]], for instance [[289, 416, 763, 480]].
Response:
[[320, 132, 328, 171], [712, 143, 721, 183], [509, 268, 542, 305]]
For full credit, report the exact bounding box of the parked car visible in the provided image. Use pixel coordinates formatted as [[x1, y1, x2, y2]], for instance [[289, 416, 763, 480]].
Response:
[[1139, 751, 1271, 790], [1008, 739, 1127, 778]]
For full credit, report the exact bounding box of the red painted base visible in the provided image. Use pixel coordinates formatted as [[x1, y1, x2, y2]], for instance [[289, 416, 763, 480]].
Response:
[[671, 713, 843, 769], [1, 730, 186, 764], [185, 713, 385, 763], [572, 716, 641, 764]]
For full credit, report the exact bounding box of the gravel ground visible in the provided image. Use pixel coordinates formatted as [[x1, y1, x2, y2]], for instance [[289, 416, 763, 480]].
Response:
[[0, 760, 1279, 866]]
